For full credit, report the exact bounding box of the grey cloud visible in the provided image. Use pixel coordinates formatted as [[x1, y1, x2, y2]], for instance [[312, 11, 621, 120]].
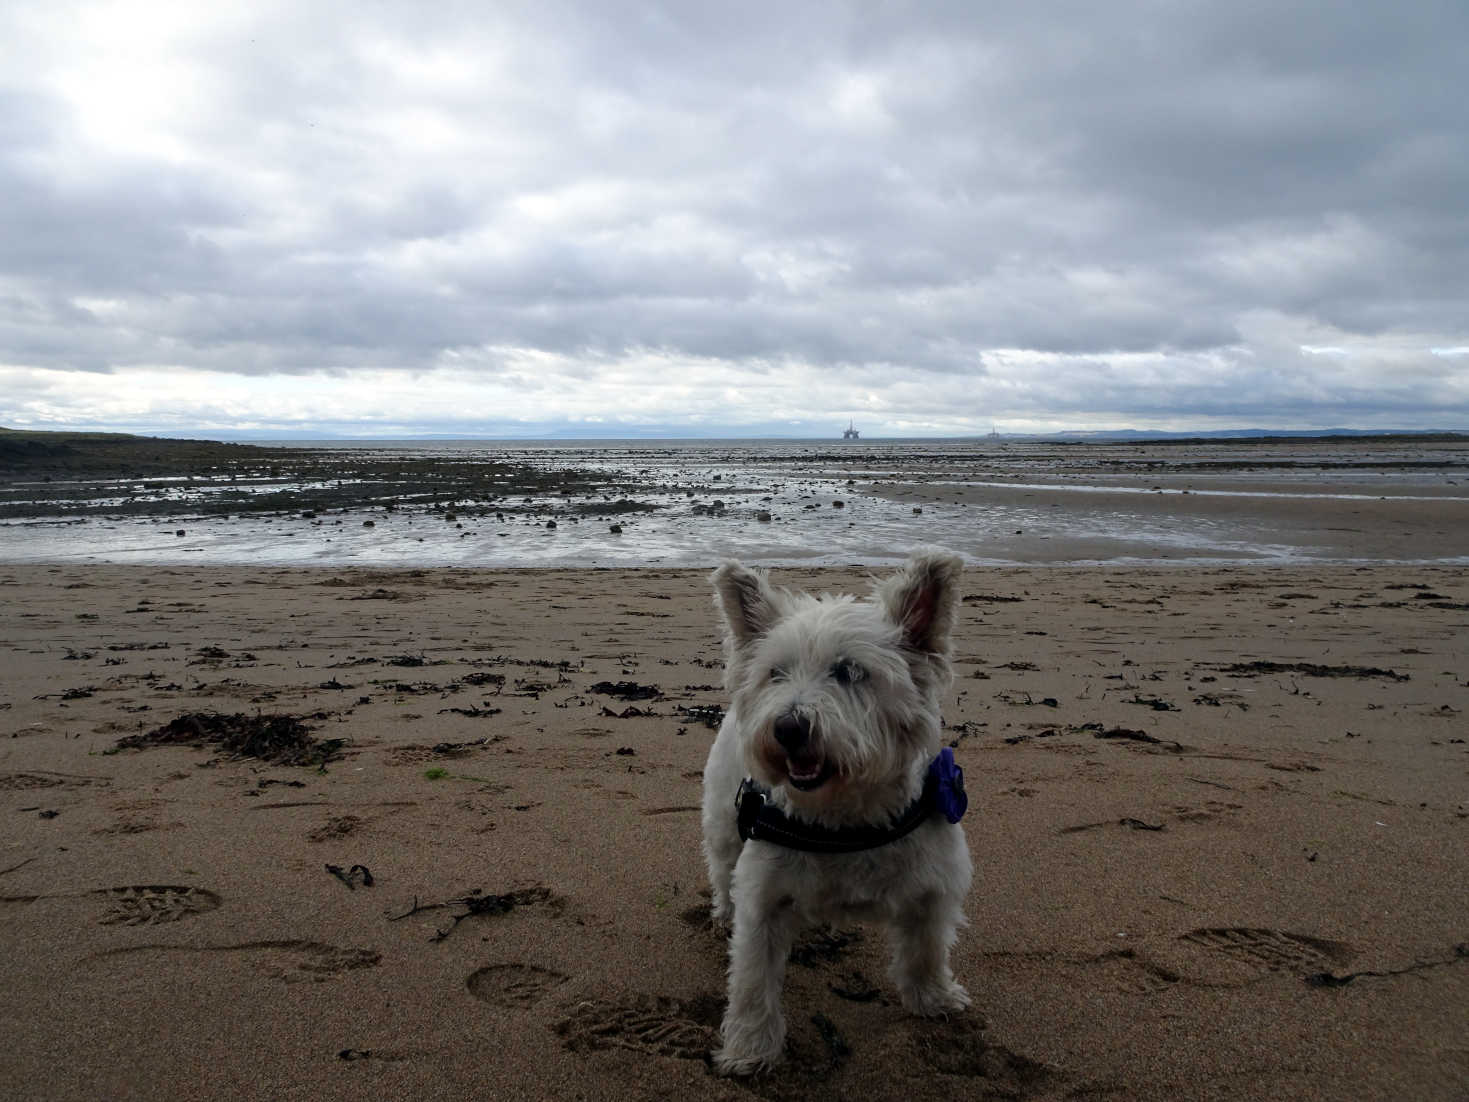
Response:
[[0, 0, 1465, 430]]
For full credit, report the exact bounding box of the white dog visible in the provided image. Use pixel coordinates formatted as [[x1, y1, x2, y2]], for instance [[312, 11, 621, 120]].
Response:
[[701, 549, 973, 1075]]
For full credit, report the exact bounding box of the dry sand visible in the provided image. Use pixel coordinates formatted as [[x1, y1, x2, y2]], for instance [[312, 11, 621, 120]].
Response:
[[1, 561, 1466, 1101]]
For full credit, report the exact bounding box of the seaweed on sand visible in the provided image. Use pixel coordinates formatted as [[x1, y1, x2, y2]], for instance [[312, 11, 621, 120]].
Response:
[[113, 712, 345, 766]]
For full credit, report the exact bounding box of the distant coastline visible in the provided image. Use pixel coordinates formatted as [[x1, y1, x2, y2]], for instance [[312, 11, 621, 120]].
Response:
[[7, 423, 1469, 452]]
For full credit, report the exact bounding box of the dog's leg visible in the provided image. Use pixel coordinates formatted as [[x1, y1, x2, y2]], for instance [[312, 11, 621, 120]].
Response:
[[888, 892, 970, 1016], [715, 860, 799, 1074], [701, 824, 738, 928], [700, 723, 742, 929]]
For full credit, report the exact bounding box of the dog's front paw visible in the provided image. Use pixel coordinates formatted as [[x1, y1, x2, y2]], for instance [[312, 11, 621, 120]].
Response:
[[714, 1015, 786, 1076], [713, 1042, 783, 1077], [899, 980, 971, 1018], [709, 897, 733, 932]]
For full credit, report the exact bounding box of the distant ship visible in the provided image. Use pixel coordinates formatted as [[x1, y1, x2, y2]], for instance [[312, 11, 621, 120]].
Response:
[[842, 421, 860, 440]]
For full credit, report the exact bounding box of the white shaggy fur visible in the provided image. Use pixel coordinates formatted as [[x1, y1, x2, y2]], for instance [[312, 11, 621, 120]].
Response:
[[701, 549, 973, 1075]]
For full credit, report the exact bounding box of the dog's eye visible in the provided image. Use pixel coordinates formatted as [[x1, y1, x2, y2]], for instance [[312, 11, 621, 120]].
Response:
[[769, 666, 788, 682], [831, 661, 864, 686]]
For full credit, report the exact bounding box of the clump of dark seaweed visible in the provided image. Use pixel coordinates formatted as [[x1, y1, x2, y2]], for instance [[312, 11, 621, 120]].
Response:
[[1217, 660, 1409, 681], [113, 712, 344, 766], [589, 680, 662, 701]]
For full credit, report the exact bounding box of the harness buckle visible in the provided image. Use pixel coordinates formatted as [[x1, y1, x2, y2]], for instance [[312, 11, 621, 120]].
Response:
[[735, 777, 767, 842]]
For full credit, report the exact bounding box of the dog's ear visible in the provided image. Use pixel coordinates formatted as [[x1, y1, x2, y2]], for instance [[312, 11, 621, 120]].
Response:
[[711, 561, 779, 647], [880, 548, 963, 655]]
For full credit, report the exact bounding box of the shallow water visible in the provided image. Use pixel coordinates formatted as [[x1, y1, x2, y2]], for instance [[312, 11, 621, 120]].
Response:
[[2, 437, 1466, 567]]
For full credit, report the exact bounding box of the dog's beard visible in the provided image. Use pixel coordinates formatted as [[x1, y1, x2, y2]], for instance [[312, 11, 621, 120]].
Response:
[[748, 716, 924, 807]]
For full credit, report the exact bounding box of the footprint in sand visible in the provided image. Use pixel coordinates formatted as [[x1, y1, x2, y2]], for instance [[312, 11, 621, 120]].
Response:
[[466, 962, 570, 1008], [91, 939, 381, 982], [98, 885, 223, 926], [554, 993, 722, 1061], [908, 1015, 1062, 1093], [1, 884, 222, 926], [306, 814, 364, 842], [464, 954, 718, 1062], [0, 771, 106, 791], [1077, 948, 1182, 996], [1146, 926, 1356, 987]]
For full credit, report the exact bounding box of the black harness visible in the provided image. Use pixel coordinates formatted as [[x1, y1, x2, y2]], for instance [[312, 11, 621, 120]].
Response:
[[735, 771, 941, 854]]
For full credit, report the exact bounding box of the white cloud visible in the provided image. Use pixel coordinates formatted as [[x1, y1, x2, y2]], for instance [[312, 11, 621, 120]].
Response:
[[1, 0, 1466, 435]]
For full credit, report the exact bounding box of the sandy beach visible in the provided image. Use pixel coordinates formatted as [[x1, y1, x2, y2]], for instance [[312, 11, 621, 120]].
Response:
[[2, 559, 1466, 1100]]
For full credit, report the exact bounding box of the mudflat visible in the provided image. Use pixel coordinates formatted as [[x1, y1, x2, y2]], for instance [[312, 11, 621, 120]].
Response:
[[5, 431, 1467, 568]]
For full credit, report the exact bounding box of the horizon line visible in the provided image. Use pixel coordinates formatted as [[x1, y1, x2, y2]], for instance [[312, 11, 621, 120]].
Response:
[[8, 424, 1469, 444]]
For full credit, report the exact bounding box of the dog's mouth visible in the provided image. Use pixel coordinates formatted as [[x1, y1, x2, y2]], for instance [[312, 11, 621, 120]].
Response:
[[785, 752, 836, 792]]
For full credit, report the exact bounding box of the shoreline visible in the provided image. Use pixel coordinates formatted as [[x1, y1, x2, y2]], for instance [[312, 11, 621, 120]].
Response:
[[6, 494, 1466, 570], [6, 435, 1468, 570]]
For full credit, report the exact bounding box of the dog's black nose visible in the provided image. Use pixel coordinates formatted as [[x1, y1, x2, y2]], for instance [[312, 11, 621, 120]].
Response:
[[772, 713, 811, 753]]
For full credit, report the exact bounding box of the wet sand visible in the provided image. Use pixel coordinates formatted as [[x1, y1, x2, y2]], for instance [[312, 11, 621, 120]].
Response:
[[5, 433, 1468, 568], [2, 561, 1466, 1101], [870, 478, 1469, 564]]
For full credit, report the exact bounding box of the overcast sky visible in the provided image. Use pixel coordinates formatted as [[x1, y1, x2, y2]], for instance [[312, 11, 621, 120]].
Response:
[[2, 0, 1466, 438]]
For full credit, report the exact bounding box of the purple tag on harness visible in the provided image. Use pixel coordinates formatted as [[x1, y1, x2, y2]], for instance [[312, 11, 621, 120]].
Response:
[[928, 747, 968, 823]]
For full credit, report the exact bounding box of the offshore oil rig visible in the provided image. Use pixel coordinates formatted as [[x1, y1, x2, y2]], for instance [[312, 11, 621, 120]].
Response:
[[842, 420, 860, 440]]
